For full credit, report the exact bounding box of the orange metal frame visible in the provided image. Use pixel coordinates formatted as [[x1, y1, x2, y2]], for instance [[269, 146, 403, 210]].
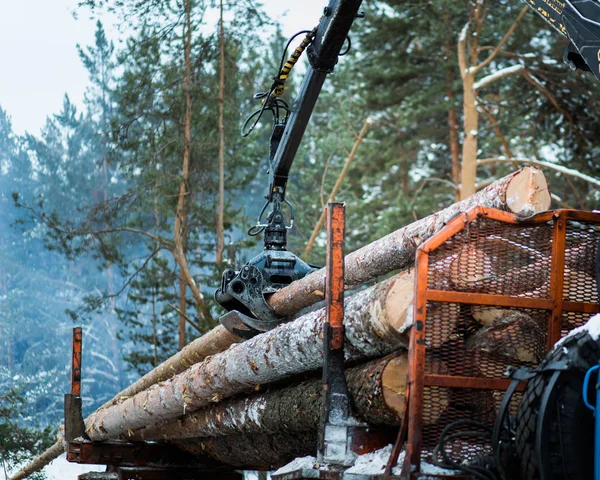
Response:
[[400, 207, 600, 478]]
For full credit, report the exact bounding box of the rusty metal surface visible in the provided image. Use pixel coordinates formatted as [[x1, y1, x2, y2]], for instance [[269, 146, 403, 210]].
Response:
[[72, 327, 82, 396], [403, 208, 600, 477], [67, 440, 205, 468], [326, 202, 345, 346]]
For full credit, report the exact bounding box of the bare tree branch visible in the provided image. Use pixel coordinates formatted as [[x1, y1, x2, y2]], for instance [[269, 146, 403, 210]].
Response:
[[471, 6, 529, 76], [477, 157, 600, 187]]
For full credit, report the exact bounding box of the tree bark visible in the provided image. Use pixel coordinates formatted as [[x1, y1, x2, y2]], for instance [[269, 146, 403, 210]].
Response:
[[173, 0, 213, 327], [84, 272, 413, 440], [267, 167, 550, 317], [99, 325, 242, 410], [216, 0, 226, 265], [9, 439, 65, 480], [303, 118, 371, 257], [174, 432, 317, 469], [127, 353, 409, 442], [16, 168, 551, 475], [179, 273, 187, 349]]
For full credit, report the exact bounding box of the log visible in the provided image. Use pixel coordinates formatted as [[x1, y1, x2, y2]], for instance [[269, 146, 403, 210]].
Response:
[[9, 439, 65, 480], [267, 167, 550, 317], [99, 325, 242, 410], [127, 353, 410, 442], [466, 312, 546, 376], [84, 273, 413, 441], [174, 432, 317, 469], [11, 167, 550, 477]]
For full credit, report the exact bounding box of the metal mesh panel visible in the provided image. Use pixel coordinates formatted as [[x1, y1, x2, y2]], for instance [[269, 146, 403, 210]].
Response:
[[427, 218, 553, 297], [426, 303, 546, 378], [414, 212, 600, 476], [420, 388, 523, 464], [564, 221, 599, 302]]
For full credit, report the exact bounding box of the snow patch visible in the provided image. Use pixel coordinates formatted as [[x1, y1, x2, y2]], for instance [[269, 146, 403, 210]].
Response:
[[345, 445, 393, 475], [555, 313, 600, 349], [272, 456, 318, 475], [473, 64, 525, 90]]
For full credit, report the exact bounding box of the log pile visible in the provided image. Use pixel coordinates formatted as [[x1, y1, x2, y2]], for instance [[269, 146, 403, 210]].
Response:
[[11, 167, 556, 479]]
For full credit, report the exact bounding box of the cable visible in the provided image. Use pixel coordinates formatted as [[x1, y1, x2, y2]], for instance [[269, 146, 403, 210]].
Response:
[[432, 419, 499, 480]]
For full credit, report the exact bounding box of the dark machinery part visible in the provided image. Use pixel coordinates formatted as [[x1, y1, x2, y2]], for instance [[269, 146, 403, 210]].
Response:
[[523, 0, 600, 82], [511, 329, 600, 480], [215, 190, 317, 333], [216, 0, 363, 332], [218, 0, 600, 335]]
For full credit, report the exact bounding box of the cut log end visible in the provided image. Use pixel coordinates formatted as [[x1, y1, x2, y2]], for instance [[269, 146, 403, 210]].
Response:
[[505, 166, 551, 217]]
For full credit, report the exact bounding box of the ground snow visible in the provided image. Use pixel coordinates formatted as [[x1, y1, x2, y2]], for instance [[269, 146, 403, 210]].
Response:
[[273, 445, 457, 478], [0, 454, 105, 480]]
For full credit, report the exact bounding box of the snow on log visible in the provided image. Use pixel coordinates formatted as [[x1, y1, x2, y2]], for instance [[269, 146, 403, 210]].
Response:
[[84, 272, 414, 440], [174, 432, 317, 469], [267, 166, 550, 317], [127, 353, 414, 442]]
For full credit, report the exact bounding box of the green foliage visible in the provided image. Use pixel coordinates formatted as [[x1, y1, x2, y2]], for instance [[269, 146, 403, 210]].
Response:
[[0, 388, 54, 479]]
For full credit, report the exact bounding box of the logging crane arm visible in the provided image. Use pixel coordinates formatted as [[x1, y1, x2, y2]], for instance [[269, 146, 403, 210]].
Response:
[[215, 0, 600, 334]]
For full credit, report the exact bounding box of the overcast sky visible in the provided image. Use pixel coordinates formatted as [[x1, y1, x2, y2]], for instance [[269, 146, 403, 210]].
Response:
[[0, 0, 326, 136]]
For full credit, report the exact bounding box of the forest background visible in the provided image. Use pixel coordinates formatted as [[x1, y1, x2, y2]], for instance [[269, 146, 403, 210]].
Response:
[[2, 0, 600, 476]]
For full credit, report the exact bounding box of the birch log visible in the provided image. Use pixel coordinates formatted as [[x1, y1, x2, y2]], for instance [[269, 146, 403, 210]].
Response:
[[267, 166, 550, 317], [84, 272, 414, 441], [127, 353, 410, 442]]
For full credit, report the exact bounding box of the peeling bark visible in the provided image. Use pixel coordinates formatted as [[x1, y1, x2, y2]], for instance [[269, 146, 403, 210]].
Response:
[[84, 273, 412, 440]]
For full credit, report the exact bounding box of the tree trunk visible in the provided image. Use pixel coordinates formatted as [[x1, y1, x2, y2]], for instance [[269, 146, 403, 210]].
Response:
[[127, 353, 409, 442], [216, 0, 226, 265], [460, 71, 478, 200], [173, 0, 212, 327], [84, 272, 413, 440], [178, 273, 187, 349], [175, 432, 317, 469], [303, 118, 371, 257], [17, 168, 551, 475], [267, 167, 550, 317]]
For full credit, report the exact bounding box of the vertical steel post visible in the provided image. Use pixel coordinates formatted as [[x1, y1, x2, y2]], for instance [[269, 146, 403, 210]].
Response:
[[65, 327, 87, 441], [326, 202, 345, 349], [318, 202, 354, 465], [72, 327, 82, 396]]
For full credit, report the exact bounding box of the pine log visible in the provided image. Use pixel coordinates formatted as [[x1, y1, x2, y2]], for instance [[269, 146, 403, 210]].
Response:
[[127, 353, 409, 442], [465, 312, 546, 377], [174, 432, 317, 469], [84, 273, 414, 441], [9, 439, 65, 480], [448, 246, 494, 291], [99, 325, 242, 410], [11, 167, 550, 477], [267, 167, 550, 317]]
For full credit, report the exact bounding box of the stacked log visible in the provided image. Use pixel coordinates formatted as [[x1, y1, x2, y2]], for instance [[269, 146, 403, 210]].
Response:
[[10, 167, 553, 480], [83, 272, 414, 440]]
